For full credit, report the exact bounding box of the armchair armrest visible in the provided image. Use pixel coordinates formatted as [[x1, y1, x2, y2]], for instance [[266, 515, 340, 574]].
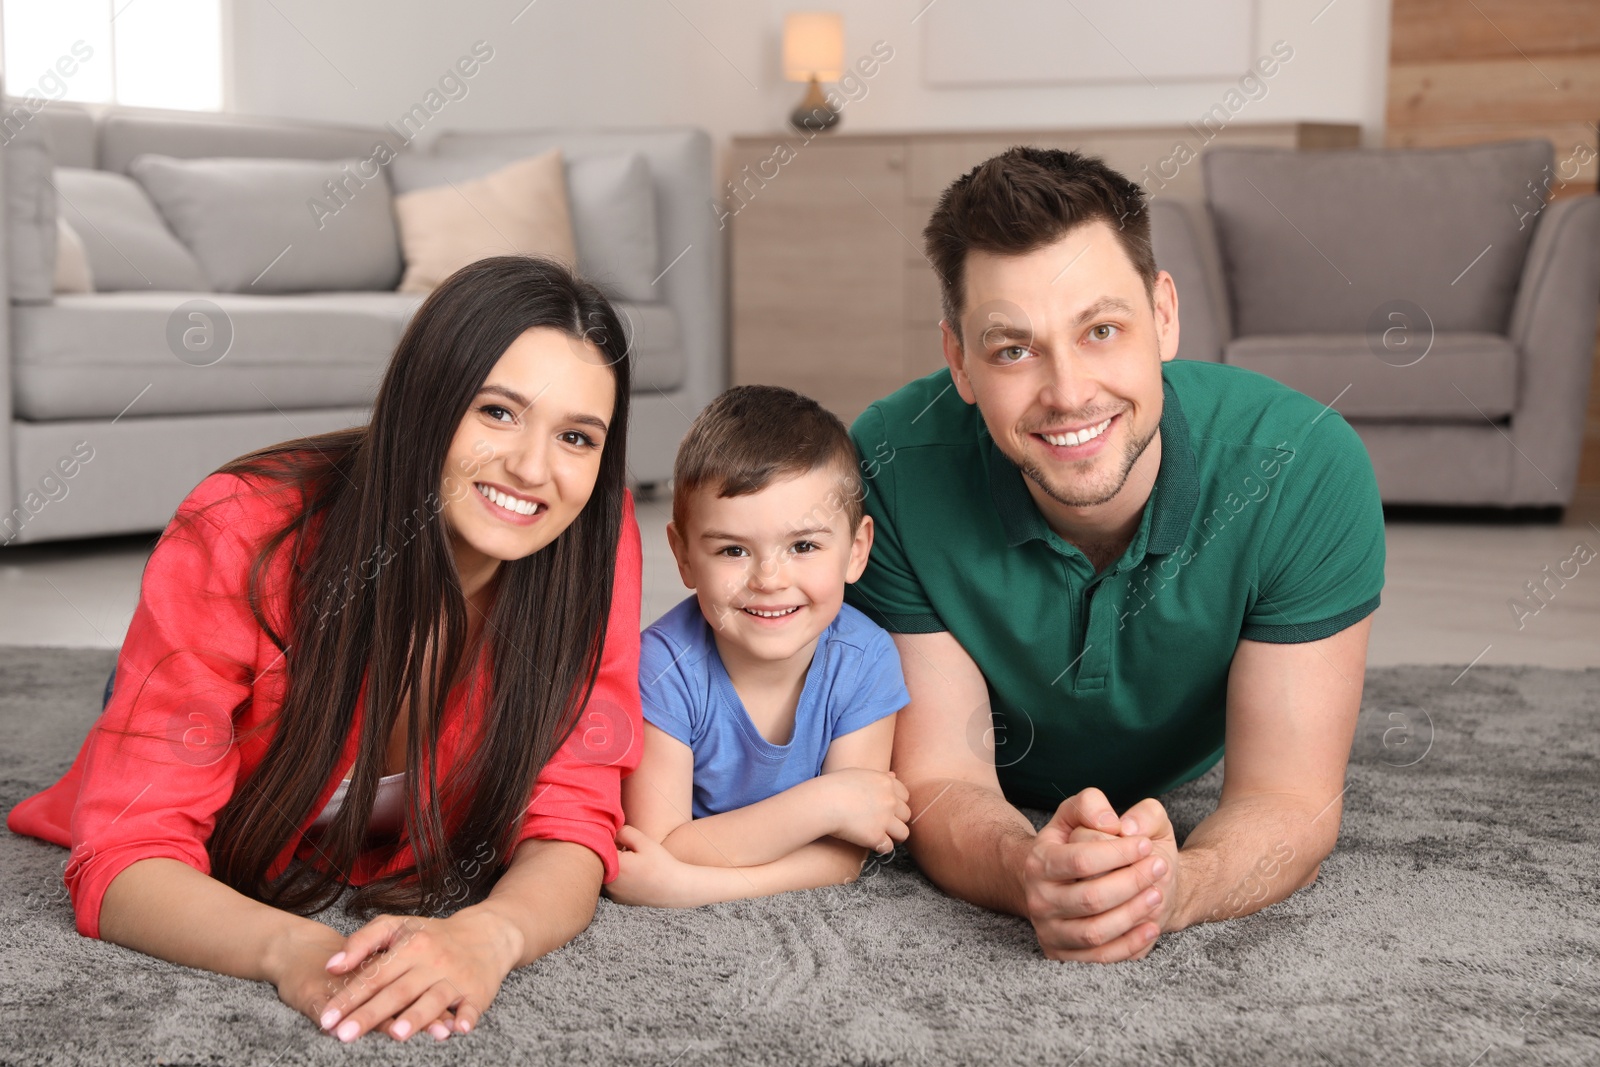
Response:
[[1149, 197, 1232, 363], [1506, 194, 1600, 506]]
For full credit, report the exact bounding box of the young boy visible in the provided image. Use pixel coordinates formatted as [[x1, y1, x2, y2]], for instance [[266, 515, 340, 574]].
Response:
[[608, 385, 912, 907]]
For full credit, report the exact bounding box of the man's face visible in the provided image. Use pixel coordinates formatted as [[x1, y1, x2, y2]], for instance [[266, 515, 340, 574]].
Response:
[[942, 220, 1180, 513]]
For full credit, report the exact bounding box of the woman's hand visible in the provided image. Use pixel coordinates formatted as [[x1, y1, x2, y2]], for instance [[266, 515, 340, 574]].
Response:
[[605, 824, 698, 907], [820, 768, 911, 854], [313, 908, 522, 1042], [266, 920, 456, 1040]]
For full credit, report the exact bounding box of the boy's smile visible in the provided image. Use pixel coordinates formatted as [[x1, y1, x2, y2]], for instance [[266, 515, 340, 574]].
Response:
[[667, 466, 874, 679]]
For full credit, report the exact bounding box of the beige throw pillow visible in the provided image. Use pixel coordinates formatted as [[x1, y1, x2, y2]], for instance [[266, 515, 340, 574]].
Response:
[[393, 148, 577, 294], [54, 217, 93, 293]]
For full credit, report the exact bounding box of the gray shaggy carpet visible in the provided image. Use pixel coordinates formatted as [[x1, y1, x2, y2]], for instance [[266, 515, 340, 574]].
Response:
[[1, 647, 1596, 1066]]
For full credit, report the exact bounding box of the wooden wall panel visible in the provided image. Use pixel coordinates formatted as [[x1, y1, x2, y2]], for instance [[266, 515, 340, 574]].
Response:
[[1388, 56, 1600, 127], [1390, 0, 1600, 63]]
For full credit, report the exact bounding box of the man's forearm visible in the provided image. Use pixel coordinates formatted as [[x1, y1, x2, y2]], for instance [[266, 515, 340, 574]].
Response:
[[660, 777, 836, 868], [903, 777, 1036, 916], [1172, 791, 1335, 931]]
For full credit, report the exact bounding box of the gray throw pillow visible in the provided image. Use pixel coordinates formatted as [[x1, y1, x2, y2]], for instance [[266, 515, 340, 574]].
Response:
[[129, 154, 403, 293], [391, 149, 660, 302], [3, 101, 58, 303], [53, 168, 209, 292]]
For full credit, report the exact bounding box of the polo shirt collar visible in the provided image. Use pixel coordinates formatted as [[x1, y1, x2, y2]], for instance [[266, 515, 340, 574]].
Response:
[[983, 371, 1200, 557]]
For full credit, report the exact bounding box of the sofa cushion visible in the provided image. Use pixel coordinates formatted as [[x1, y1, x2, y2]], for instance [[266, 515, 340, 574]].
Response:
[[129, 154, 403, 293], [11, 292, 418, 421], [53, 218, 92, 293], [1204, 140, 1552, 337], [392, 149, 577, 294], [35, 100, 97, 168], [1223, 333, 1518, 420], [53, 168, 209, 292], [615, 302, 685, 392], [296, 292, 683, 389], [98, 112, 396, 175], [4, 100, 57, 303], [392, 149, 661, 302], [12, 292, 682, 421]]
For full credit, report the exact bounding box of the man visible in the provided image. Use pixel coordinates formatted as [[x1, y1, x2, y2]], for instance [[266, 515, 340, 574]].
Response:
[[844, 147, 1384, 963]]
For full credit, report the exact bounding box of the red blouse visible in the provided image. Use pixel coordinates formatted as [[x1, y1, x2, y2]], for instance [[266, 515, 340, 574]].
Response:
[[5, 471, 643, 938]]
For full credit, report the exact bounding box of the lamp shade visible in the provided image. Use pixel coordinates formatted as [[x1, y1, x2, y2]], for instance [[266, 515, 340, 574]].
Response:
[[783, 12, 844, 82]]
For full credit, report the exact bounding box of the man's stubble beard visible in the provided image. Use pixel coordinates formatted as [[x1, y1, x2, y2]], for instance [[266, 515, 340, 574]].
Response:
[[1008, 415, 1160, 509]]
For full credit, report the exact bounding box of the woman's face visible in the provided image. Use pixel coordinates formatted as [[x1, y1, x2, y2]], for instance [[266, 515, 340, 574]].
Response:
[[439, 326, 618, 584]]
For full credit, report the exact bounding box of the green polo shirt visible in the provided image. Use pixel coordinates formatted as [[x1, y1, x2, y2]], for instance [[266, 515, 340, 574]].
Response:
[[844, 359, 1384, 811]]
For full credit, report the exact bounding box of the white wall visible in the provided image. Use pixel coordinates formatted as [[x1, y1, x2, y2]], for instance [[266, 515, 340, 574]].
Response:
[[227, 0, 1393, 163]]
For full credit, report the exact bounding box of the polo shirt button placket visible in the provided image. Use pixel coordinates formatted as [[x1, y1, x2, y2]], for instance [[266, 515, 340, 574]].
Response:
[[1074, 575, 1115, 692]]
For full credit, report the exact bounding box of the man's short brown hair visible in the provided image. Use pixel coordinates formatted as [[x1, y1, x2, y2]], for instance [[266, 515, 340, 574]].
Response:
[[923, 146, 1158, 336], [672, 385, 864, 534]]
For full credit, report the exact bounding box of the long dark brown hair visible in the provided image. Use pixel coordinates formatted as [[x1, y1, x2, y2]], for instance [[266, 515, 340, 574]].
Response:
[[201, 255, 632, 916]]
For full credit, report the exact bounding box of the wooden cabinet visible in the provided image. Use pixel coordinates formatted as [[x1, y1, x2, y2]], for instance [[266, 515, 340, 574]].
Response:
[[729, 122, 1358, 425]]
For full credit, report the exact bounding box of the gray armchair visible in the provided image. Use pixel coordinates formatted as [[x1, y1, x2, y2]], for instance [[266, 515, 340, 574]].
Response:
[[1151, 140, 1600, 509]]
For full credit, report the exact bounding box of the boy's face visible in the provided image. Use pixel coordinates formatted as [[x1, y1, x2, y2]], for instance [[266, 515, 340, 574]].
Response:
[[667, 466, 874, 668]]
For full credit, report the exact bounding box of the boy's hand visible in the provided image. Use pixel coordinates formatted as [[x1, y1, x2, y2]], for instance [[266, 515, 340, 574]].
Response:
[[607, 825, 698, 907], [820, 768, 911, 854]]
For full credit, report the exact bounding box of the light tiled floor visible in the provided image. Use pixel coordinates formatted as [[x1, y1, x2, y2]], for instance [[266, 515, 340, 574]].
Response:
[[2, 490, 1597, 670]]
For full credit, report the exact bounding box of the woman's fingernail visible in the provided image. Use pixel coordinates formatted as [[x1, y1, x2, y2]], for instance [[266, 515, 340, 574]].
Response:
[[319, 1009, 340, 1030], [1151, 857, 1168, 877], [1145, 888, 1162, 906], [1122, 818, 1139, 836], [1096, 812, 1118, 830], [336, 1019, 360, 1042], [1137, 838, 1152, 856], [430, 1023, 450, 1040], [1144, 926, 1159, 942], [391, 1020, 411, 1040], [457, 1018, 472, 1034], [326, 952, 346, 969]]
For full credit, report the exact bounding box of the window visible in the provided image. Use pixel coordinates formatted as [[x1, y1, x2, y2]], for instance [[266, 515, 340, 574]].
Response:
[[2, 0, 223, 111]]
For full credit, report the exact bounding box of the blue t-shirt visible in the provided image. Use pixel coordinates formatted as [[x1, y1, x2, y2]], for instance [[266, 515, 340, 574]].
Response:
[[639, 595, 910, 819]]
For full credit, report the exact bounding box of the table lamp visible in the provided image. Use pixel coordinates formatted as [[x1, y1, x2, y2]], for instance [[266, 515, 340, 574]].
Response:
[[784, 11, 844, 133]]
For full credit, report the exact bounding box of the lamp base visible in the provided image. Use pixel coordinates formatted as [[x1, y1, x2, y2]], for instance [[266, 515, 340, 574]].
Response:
[[788, 76, 840, 133]]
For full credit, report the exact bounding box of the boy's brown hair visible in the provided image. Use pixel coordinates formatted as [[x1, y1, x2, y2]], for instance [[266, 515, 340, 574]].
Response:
[[923, 146, 1158, 337], [672, 385, 864, 534]]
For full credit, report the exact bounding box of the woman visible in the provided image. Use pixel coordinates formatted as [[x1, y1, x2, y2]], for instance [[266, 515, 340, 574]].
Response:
[[6, 256, 642, 1043]]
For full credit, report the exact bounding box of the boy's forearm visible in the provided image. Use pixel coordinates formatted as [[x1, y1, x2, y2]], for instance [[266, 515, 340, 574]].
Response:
[[661, 777, 837, 867], [671, 837, 866, 906]]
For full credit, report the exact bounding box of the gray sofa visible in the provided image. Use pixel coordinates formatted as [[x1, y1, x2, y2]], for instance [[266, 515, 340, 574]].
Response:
[[0, 98, 724, 545], [1151, 139, 1600, 509]]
